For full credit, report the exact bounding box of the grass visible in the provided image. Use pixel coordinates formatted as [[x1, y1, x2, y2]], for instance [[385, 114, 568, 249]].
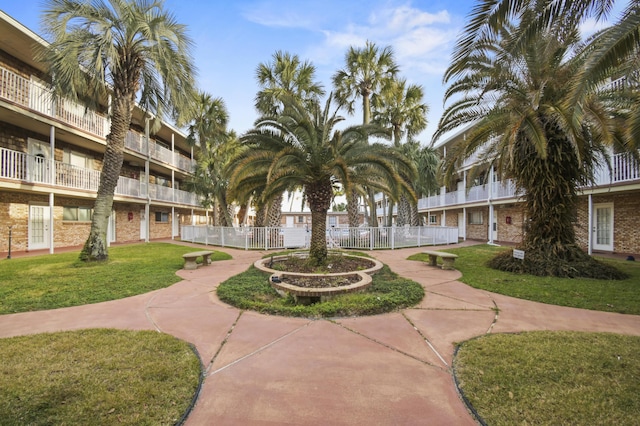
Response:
[[0, 243, 231, 314], [217, 263, 424, 318], [409, 245, 640, 315], [0, 329, 201, 426], [454, 331, 640, 425]]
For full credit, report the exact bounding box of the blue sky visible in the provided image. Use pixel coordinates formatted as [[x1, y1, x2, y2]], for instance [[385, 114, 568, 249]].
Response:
[[0, 0, 619, 144]]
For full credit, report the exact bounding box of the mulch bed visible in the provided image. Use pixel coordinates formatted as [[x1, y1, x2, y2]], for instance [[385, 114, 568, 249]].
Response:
[[272, 254, 373, 288]]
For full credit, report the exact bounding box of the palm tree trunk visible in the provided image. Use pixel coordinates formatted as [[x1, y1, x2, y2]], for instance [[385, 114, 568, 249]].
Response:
[[386, 198, 394, 226], [80, 97, 132, 261], [266, 193, 283, 227], [410, 202, 420, 226], [347, 189, 360, 227], [306, 180, 332, 266], [367, 188, 378, 227], [396, 195, 410, 226], [254, 201, 267, 227]]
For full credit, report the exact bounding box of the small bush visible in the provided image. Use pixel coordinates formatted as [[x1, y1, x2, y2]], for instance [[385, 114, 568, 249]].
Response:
[[487, 246, 629, 279]]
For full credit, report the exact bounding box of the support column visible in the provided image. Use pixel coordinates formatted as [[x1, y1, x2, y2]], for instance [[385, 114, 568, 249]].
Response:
[[588, 194, 593, 255], [144, 117, 150, 243]]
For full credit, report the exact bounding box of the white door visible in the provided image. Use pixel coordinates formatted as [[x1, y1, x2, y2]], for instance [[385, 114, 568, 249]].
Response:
[[28, 139, 50, 183], [457, 212, 465, 239], [140, 209, 147, 240], [593, 203, 614, 251], [107, 210, 116, 244], [29, 205, 51, 250]]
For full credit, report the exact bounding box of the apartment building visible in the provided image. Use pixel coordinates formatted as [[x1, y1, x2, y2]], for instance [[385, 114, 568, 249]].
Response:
[[397, 121, 639, 255], [0, 11, 208, 256]]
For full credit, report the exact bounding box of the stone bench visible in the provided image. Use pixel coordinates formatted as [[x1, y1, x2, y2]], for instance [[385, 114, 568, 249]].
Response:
[[182, 250, 213, 270], [423, 250, 458, 270]]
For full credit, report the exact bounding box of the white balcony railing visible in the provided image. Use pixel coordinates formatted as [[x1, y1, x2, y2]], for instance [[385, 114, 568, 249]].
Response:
[[0, 147, 201, 207], [1, 66, 195, 173]]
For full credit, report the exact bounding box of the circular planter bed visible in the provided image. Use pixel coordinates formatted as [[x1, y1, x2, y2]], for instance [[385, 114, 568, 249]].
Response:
[[254, 253, 383, 304]]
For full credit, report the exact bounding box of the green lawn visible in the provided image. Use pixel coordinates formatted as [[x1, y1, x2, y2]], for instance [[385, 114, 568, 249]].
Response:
[[0, 243, 231, 314], [0, 329, 201, 425], [409, 244, 640, 314], [455, 331, 640, 425]]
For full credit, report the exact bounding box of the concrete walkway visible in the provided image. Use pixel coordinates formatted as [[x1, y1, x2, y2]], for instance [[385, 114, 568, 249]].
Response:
[[1, 242, 639, 425]]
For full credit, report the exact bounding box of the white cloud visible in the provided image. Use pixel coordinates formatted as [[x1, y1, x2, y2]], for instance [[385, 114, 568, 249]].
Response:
[[369, 6, 451, 32]]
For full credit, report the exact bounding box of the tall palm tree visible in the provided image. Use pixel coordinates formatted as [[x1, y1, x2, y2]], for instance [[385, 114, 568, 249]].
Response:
[[434, 14, 627, 278], [42, 0, 196, 261], [254, 51, 326, 226], [255, 50, 325, 115], [186, 93, 240, 227], [333, 41, 400, 227], [372, 79, 429, 225], [373, 79, 428, 147], [403, 141, 439, 225], [231, 94, 414, 266]]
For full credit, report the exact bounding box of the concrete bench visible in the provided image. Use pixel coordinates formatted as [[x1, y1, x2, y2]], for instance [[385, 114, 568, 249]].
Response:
[[423, 250, 458, 270], [182, 250, 213, 270]]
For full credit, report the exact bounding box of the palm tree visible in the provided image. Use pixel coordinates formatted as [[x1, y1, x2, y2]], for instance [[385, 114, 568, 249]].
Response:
[[372, 79, 429, 225], [398, 141, 439, 226], [434, 14, 627, 278], [254, 51, 326, 227], [231, 94, 414, 266], [255, 50, 325, 115], [42, 0, 196, 261], [452, 0, 639, 143], [333, 41, 400, 227], [186, 93, 240, 227], [373, 79, 428, 147], [333, 41, 399, 125]]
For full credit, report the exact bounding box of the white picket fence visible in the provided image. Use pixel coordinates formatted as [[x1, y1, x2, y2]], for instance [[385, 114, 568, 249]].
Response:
[[180, 225, 459, 250]]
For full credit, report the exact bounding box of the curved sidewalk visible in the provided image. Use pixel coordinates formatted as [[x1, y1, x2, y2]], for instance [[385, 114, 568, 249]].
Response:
[[1, 242, 639, 425]]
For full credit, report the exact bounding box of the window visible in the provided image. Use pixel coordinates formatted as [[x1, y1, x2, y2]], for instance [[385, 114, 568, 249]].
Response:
[[63, 149, 93, 169], [469, 211, 483, 225], [328, 216, 337, 226], [155, 212, 169, 223], [429, 215, 437, 224], [298, 215, 305, 223], [63, 206, 93, 221]]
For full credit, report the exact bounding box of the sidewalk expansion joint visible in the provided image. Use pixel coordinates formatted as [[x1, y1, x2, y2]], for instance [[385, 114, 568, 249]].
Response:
[[207, 319, 311, 377], [332, 318, 448, 372]]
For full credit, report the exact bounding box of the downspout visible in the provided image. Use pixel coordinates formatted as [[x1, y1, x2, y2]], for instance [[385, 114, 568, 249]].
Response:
[[588, 194, 593, 255]]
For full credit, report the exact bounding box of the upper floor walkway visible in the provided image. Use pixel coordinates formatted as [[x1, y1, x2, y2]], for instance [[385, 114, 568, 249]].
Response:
[[0, 65, 195, 174], [1, 146, 200, 207], [378, 151, 640, 215]]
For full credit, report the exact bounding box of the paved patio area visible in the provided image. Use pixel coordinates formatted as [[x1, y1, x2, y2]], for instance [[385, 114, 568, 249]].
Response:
[[1, 241, 639, 425]]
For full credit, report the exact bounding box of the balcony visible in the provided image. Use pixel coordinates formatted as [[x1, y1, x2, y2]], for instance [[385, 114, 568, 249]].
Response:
[[415, 153, 639, 211], [1, 66, 195, 173], [0, 147, 201, 207], [124, 130, 195, 173]]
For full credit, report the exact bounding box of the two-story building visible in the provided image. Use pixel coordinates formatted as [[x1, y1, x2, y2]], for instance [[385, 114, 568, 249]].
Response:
[[376, 120, 640, 255], [0, 11, 208, 256]]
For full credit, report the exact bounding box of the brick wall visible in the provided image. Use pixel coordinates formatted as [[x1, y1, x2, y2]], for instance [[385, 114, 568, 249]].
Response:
[[495, 205, 525, 244], [575, 192, 640, 254], [0, 121, 49, 152], [466, 207, 488, 240], [0, 49, 46, 81]]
